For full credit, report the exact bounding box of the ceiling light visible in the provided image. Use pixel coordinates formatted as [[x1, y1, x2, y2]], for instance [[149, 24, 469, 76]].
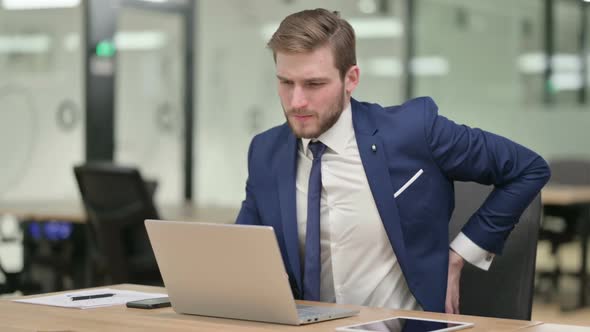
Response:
[[0, 35, 51, 53], [2, 0, 80, 10], [261, 17, 403, 40], [358, 0, 378, 14], [114, 31, 167, 51], [360, 57, 403, 77], [411, 56, 450, 76], [348, 17, 403, 38], [551, 73, 583, 91], [518, 52, 582, 74]]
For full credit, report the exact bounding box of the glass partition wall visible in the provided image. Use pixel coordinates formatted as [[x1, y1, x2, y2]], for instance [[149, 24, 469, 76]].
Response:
[[414, 0, 590, 161], [115, 7, 185, 204], [194, 0, 407, 206], [0, 0, 587, 208], [0, 4, 84, 201]]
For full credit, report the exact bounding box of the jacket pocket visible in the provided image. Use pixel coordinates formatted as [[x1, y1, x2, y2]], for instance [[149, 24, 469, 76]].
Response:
[[394, 169, 424, 198]]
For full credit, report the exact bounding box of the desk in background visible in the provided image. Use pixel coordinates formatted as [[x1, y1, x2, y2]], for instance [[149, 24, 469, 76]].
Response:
[[0, 200, 239, 224], [541, 185, 590, 309], [0, 284, 546, 332], [542, 186, 590, 206]]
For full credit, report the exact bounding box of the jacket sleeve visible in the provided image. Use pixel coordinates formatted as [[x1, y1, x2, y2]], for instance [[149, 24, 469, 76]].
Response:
[[235, 135, 262, 226], [423, 97, 551, 254]]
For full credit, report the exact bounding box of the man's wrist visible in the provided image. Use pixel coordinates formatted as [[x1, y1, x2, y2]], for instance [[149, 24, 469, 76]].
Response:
[[450, 232, 493, 270], [449, 249, 465, 269]]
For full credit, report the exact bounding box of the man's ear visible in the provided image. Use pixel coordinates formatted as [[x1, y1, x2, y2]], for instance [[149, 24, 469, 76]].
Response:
[[344, 65, 360, 96]]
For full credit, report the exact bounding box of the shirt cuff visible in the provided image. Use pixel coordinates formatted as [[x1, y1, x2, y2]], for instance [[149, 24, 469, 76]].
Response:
[[450, 232, 495, 271]]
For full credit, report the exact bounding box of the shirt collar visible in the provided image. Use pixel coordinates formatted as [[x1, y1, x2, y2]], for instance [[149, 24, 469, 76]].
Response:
[[301, 101, 352, 156]]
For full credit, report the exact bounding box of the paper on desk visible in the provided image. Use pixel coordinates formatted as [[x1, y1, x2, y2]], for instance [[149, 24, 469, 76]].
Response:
[[13, 288, 168, 309]]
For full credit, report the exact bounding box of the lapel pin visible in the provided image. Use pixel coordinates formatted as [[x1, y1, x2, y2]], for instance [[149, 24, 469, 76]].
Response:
[[371, 144, 377, 152]]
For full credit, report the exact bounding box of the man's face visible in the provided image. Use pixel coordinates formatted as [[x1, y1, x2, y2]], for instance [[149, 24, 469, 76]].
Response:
[[275, 45, 358, 139]]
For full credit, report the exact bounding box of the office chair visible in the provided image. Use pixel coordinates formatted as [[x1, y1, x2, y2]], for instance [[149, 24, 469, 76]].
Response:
[[449, 181, 542, 320], [538, 159, 590, 302], [74, 163, 162, 286]]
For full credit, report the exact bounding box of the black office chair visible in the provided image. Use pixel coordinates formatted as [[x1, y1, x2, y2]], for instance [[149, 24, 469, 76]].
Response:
[[74, 163, 162, 286], [449, 181, 542, 320], [0, 264, 18, 294], [538, 159, 590, 302]]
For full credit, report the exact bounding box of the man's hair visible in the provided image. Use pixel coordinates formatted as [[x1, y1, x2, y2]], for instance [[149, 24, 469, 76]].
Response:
[[267, 8, 356, 80]]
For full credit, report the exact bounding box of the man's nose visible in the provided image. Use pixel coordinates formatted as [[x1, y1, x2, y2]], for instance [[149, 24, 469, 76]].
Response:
[[290, 86, 308, 109]]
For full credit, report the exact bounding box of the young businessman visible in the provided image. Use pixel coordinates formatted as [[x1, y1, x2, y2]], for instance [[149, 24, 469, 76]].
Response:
[[236, 8, 550, 314]]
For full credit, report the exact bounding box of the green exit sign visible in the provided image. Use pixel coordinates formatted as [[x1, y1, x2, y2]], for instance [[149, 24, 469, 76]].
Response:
[[95, 40, 116, 57]]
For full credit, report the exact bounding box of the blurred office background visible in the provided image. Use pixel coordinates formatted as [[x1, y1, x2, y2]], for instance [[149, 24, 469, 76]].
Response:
[[0, 0, 589, 325]]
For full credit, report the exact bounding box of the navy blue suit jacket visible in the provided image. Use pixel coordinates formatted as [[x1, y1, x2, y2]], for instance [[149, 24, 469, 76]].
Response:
[[236, 97, 550, 312]]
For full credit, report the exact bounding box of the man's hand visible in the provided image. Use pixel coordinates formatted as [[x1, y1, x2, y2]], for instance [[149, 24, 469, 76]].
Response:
[[445, 249, 465, 314]]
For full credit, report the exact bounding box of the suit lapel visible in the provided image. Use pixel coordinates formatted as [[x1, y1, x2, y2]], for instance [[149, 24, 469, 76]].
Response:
[[276, 131, 303, 294], [351, 99, 408, 269]]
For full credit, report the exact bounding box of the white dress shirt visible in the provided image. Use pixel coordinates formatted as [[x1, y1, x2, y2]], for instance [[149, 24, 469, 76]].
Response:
[[295, 102, 493, 310]]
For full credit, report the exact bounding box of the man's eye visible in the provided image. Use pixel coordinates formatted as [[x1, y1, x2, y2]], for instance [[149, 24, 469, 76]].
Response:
[[307, 82, 324, 87], [280, 81, 293, 86]]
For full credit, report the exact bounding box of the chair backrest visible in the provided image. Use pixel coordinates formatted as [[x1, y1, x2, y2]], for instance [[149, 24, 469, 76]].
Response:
[[547, 159, 590, 185], [74, 163, 161, 285], [449, 182, 542, 320]]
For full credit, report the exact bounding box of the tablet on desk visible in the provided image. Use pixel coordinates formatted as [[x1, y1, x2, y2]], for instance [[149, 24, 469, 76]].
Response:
[[335, 316, 474, 332]]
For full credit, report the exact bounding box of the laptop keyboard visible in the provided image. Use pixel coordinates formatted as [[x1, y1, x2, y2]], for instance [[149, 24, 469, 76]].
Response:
[[296, 304, 348, 320]]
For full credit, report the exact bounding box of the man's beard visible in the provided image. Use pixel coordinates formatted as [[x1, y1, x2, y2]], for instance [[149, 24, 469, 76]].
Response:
[[283, 89, 345, 139]]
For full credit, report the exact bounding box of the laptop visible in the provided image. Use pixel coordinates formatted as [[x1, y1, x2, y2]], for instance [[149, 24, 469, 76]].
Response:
[[144, 219, 360, 325]]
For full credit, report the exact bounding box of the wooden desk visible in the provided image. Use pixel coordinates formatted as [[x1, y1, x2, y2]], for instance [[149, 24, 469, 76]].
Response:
[[0, 284, 544, 332], [541, 185, 590, 309], [0, 200, 239, 224], [519, 323, 590, 332], [0, 200, 86, 223], [542, 185, 590, 206]]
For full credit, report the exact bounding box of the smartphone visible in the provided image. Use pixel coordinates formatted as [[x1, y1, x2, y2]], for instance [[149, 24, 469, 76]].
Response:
[[126, 297, 171, 309]]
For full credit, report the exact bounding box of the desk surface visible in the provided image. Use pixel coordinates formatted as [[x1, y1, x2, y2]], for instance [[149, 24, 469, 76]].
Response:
[[0, 200, 239, 224], [0, 284, 546, 332], [542, 185, 590, 206], [518, 323, 590, 332]]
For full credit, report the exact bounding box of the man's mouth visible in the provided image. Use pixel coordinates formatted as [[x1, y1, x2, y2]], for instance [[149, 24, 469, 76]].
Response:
[[292, 114, 314, 122]]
